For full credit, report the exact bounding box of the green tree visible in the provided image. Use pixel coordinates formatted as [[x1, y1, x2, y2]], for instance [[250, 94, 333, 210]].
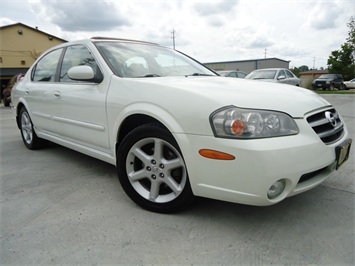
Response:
[[327, 17, 355, 80], [291, 65, 309, 77]]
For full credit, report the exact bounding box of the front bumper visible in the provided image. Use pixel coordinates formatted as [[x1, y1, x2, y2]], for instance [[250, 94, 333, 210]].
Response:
[[312, 83, 330, 89], [175, 117, 350, 206]]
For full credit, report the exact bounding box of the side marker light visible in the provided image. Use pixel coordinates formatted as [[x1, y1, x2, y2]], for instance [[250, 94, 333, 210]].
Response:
[[199, 149, 235, 160]]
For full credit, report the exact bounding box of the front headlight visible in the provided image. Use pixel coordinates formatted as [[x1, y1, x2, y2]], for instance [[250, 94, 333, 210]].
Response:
[[210, 106, 299, 139]]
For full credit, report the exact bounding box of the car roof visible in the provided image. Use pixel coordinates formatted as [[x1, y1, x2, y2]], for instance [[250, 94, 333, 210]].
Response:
[[217, 70, 246, 73], [37, 37, 163, 56], [253, 68, 286, 71], [90, 37, 159, 46]]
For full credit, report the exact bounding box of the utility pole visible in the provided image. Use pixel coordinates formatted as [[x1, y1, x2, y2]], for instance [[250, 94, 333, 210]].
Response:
[[264, 48, 267, 59], [313, 57, 316, 69], [171, 29, 176, 50]]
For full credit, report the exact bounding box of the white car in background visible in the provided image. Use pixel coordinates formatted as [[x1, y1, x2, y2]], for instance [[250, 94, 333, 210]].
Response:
[[344, 78, 355, 89], [245, 68, 300, 86], [217, 70, 247, 78], [11, 38, 351, 213]]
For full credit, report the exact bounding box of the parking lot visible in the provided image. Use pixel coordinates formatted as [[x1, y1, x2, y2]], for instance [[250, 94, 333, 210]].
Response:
[[1, 94, 354, 265]]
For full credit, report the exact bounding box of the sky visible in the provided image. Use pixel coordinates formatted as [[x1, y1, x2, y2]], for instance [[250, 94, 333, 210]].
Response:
[[1, 0, 354, 69]]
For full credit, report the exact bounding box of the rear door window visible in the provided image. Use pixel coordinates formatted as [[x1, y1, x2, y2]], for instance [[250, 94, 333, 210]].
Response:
[[32, 48, 63, 82]]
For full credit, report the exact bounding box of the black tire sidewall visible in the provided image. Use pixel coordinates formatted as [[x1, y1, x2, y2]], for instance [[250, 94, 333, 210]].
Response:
[[19, 107, 46, 150], [117, 124, 194, 213]]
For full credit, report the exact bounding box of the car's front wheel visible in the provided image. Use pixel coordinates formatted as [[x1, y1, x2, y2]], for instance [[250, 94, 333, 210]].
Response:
[[19, 107, 47, 150], [117, 123, 194, 213]]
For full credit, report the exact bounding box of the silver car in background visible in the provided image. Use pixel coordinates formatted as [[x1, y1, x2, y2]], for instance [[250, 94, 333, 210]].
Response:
[[217, 70, 247, 78], [245, 68, 300, 86]]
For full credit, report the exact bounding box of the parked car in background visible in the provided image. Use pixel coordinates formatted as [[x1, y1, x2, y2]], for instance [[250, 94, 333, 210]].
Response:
[[312, 74, 345, 90], [217, 70, 247, 78], [11, 37, 351, 213], [344, 78, 355, 90], [2, 74, 24, 107], [245, 68, 300, 86]]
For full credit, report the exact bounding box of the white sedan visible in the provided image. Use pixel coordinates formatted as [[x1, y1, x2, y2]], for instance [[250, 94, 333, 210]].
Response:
[[245, 68, 301, 86], [11, 38, 352, 213], [344, 78, 355, 89]]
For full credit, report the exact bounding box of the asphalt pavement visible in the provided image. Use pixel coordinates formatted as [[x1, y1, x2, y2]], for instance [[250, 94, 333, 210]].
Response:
[[0, 94, 354, 265]]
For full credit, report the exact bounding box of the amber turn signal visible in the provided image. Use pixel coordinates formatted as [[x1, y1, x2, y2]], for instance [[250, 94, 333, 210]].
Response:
[[199, 149, 235, 160]]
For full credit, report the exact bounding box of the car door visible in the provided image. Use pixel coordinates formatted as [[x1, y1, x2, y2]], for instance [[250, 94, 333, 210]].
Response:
[[285, 69, 298, 85], [276, 69, 288, 84], [26, 47, 65, 135], [56, 44, 110, 151], [335, 74, 343, 88]]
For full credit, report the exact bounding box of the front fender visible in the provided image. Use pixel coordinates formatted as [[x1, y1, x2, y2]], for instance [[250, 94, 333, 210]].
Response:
[[107, 101, 186, 149]]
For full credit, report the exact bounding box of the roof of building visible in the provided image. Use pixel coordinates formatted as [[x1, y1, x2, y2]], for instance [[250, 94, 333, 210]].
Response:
[[204, 57, 290, 64], [300, 69, 329, 75], [0, 22, 67, 43]]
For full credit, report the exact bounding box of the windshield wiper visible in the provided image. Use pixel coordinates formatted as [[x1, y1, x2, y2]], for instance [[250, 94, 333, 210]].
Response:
[[187, 73, 214, 76], [191, 73, 212, 76], [143, 74, 161, 77]]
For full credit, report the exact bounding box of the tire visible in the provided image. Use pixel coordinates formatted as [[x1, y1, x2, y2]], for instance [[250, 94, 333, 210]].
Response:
[[117, 123, 194, 213], [19, 107, 47, 150], [3, 98, 10, 107], [329, 84, 335, 90]]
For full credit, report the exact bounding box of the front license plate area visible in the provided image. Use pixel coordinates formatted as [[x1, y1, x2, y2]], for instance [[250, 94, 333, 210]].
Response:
[[335, 139, 352, 170]]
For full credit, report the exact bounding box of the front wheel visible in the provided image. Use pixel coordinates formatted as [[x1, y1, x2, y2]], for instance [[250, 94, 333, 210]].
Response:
[[117, 124, 194, 213]]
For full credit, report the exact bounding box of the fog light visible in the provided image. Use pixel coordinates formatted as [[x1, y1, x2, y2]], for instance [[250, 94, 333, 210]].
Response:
[[267, 179, 286, 199]]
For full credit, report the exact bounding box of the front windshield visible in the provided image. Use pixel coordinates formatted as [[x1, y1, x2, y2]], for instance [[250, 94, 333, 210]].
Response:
[[245, 70, 277, 80], [95, 41, 215, 78], [318, 74, 335, 79]]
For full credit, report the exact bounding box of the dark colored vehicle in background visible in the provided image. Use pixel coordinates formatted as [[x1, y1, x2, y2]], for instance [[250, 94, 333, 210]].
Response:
[[312, 74, 345, 90], [2, 74, 24, 107]]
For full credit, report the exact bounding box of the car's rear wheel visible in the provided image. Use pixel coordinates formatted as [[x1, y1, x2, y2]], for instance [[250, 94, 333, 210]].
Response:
[[3, 98, 10, 107], [19, 107, 47, 150], [117, 123, 194, 213]]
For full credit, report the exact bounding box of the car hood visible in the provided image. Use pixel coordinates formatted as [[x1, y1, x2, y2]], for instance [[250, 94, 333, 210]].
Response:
[[121, 76, 331, 118]]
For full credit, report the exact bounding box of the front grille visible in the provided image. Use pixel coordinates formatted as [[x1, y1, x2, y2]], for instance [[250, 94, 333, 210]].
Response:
[[306, 108, 344, 144]]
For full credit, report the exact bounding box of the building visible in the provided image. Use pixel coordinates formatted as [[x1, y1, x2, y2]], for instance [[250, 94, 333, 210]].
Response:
[[299, 69, 329, 89], [0, 23, 67, 101], [204, 58, 290, 74]]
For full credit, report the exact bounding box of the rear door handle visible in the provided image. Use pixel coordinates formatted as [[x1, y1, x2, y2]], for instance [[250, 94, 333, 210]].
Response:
[[54, 91, 61, 99]]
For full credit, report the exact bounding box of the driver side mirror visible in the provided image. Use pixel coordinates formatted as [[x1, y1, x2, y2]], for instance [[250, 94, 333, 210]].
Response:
[[68, 66, 103, 83], [277, 75, 286, 80]]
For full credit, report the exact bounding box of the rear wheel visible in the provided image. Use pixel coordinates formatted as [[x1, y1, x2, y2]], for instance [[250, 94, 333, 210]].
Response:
[[19, 107, 47, 150], [3, 98, 10, 107], [117, 123, 194, 213]]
